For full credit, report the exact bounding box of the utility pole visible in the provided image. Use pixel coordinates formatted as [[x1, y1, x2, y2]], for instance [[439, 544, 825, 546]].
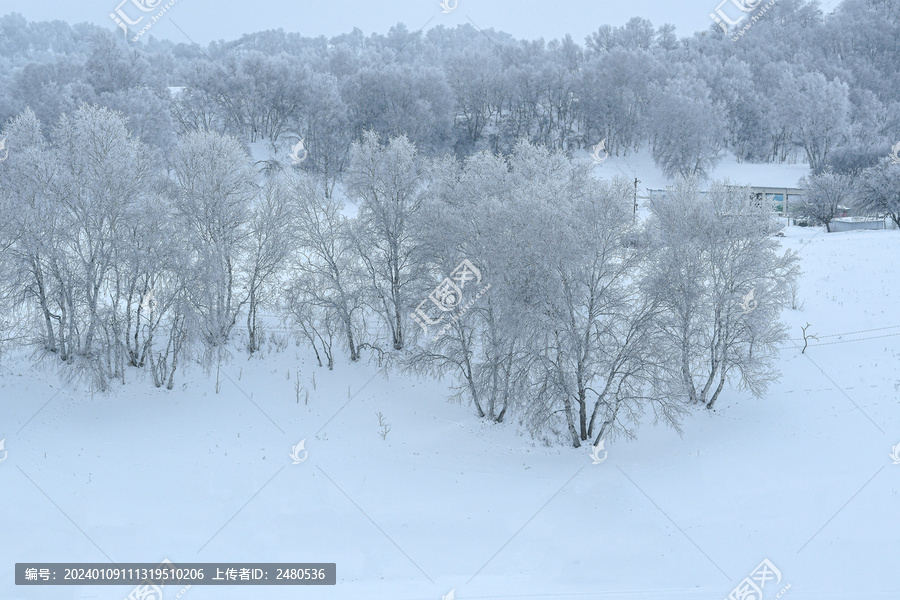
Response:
[[633, 177, 640, 221], [784, 189, 790, 227]]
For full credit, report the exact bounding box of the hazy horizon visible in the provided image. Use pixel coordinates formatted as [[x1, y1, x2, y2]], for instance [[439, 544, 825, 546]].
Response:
[[4, 0, 843, 47]]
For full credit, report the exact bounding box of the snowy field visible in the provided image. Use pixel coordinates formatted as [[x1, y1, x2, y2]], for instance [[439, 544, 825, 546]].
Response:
[[2, 223, 898, 600], [3, 1, 899, 597]]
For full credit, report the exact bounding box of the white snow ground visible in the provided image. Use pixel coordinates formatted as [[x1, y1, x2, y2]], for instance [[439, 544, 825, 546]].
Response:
[[589, 148, 813, 192], [2, 191, 900, 600]]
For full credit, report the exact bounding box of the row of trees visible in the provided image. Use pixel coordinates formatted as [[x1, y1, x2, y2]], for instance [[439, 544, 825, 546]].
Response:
[[0, 105, 799, 445], [1, 0, 899, 179]]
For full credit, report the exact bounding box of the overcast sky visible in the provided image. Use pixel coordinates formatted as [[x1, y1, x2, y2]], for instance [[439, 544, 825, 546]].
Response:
[[4, 0, 842, 46]]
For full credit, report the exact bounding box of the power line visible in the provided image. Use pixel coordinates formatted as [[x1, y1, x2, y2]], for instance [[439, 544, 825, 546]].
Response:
[[783, 323, 900, 342], [779, 331, 900, 349]]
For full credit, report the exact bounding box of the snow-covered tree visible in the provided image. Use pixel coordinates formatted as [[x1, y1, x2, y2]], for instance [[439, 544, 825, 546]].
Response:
[[296, 71, 352, 199], [408, 142, 685, 443], [778, 72, 852, 171], [444, 46, 503, 155], [171, 129, 255, 351], [797, 171, 855, 232], [647, 178, 799, 410], [648, 76, 726, 178], [406, 149, 517, 423], [0, 109, 61, 355], [245, 180, 294, 354], [857, 160, 900, 228], [342, 64, 454, 155], [48, 104, 153, 373], [512, 165, 666, 446], [284, 172, 366, 366], [345, 131, 426, 351]]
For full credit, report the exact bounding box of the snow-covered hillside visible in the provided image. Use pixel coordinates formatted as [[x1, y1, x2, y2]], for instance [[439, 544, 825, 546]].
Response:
[[2, 223, 898, 600]]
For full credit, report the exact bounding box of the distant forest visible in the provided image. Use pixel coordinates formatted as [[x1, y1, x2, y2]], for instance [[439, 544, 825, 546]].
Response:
[[1, 0, 899, 177]]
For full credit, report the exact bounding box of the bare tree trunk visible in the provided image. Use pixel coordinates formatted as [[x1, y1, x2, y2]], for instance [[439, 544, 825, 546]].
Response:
[[29, 257, 58, 352], [342, 312, 359, 361], [705, 367, 728, 410], [562, 391, 581, 448], [246, 289, 258, 354]]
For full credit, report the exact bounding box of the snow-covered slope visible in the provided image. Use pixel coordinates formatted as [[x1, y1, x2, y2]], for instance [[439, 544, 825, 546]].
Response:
[[2, 226, 898, 600]]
